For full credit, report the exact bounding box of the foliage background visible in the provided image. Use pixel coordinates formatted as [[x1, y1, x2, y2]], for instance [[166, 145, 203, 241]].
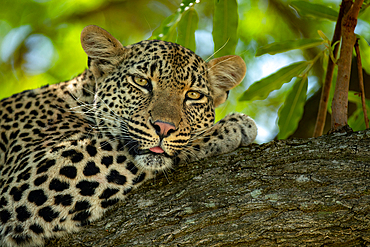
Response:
[[0, 0, 369, 143]]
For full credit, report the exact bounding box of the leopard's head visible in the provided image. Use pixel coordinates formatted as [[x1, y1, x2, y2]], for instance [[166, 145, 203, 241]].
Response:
[[80, 25, 246, 171]]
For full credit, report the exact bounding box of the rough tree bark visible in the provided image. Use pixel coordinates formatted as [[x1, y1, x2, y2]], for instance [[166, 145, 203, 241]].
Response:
[[46, 129, 370, 247]]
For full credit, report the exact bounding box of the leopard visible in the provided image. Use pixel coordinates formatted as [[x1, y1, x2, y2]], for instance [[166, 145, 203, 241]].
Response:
[[0, 25, 257, 247]]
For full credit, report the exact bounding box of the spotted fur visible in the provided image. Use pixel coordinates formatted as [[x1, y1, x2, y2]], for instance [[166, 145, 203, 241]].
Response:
[[0, 25, 257, 247]]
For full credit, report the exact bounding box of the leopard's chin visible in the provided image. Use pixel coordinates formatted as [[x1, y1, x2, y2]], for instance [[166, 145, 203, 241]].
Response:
[[134, 153, 174, 172]]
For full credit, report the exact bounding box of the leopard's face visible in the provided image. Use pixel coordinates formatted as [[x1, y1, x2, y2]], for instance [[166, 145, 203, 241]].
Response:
[[81, 25, 246, 172], [92, 40, 215, 171]]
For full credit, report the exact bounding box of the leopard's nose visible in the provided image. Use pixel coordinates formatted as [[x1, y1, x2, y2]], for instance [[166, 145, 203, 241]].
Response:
[[152, 120, 176, 138]]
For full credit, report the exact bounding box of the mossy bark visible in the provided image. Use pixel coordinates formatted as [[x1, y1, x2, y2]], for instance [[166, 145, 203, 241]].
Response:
[[46, 129, 370, 246]]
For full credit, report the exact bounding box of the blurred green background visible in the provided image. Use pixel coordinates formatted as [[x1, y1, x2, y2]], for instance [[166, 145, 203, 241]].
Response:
[[1, 0, 369, 143]]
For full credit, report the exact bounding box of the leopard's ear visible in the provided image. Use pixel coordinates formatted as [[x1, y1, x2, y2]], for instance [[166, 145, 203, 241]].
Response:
[[207, 55, 246, 107], [81, 25, 126, 78]]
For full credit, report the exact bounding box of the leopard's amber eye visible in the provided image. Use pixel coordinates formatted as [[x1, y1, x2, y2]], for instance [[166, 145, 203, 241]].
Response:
[[186, 91, 202, 100], [133, 76, 148, 87]]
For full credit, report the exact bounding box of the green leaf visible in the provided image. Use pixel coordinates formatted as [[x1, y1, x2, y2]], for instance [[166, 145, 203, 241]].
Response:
[[290, 1, 339, 21], [256, 39, 323, 56], [348, 90, 370, 108], [151, 0, 202, 41], [326, 65, 337, 114], [348, 90, 362, 105], [347, 90, 370, 131], [212, 0, 238, 57], [239, 61, 310, 101], [178, 0, 201, 13], [277, 75, 308, 140], [317, 30, 329, 42], [150, 12, 181, 42], [348, 108, 367, 131], [177, 8, 199, 51], [359, 1, 370, 15], [358, 36, 370, 74]]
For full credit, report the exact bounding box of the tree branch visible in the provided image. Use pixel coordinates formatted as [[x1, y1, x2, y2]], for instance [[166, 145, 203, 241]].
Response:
[[313, 1, 352, 137], [331, 0, 364, 131], [46, 129, 370, 246]]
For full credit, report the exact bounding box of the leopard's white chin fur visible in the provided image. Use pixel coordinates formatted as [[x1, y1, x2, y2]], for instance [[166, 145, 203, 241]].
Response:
[[134, 153, 174, 172]]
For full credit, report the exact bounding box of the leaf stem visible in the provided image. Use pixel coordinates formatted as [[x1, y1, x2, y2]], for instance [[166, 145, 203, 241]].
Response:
[[302, 49, 326, 76]]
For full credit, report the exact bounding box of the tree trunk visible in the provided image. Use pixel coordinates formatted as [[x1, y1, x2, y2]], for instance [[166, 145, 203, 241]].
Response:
[[46, 129, 370, 247]]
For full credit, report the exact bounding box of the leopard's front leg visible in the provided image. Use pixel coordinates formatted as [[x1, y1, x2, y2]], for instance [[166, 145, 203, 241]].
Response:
[[179, 113, 257, 163]]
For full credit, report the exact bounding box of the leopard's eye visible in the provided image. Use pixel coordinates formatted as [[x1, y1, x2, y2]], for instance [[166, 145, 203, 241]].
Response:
[[186, 91, 202, 100], [133, 76, 148, 87]]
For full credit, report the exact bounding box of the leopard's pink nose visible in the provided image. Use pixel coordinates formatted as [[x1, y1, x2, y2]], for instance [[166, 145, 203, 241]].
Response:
[[152, 120, 176, 138]]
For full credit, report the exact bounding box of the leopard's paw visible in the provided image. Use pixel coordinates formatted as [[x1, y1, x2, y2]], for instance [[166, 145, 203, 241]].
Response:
[[220, 113, 257, 146]]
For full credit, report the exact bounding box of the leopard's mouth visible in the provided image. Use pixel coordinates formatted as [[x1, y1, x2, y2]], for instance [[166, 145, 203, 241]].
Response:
[[149, 146, 165, 154], [132, 144, 177, 171], [134, 151, 175, 171], [135, 148, 165, 155], [135, 145, 174, 157], [126, 138, 176, 168]]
